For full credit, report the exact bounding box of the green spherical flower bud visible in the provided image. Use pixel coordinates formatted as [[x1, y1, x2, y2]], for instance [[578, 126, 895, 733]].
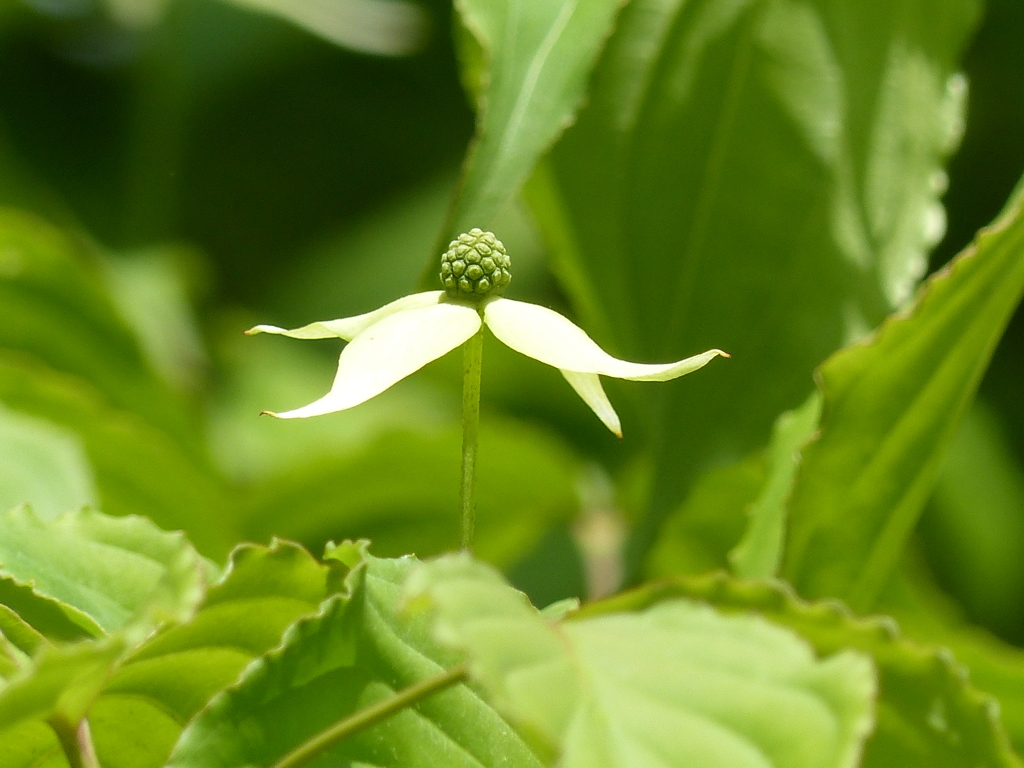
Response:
[[441, 228, 511, 301]]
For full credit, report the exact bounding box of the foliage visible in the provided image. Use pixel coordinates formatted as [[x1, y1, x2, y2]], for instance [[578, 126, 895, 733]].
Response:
[[1, 0, 1024, 766]]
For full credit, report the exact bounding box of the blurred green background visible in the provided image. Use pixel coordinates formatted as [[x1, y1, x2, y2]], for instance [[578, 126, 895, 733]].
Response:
[[1, 0, 1023, 649]]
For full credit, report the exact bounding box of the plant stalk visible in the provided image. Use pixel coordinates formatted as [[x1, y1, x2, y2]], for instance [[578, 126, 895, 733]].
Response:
[[460, 328, 484, 550], [270, 663, 470, 768], [50, 718, 101, 768]]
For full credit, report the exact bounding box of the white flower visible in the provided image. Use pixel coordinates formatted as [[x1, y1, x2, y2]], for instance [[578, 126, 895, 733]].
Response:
[[247, 291, 727, 437]]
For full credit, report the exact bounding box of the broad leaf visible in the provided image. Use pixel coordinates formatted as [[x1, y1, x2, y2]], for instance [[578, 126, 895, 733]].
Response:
[[0, 357, 233, 557], [877, 568, 1024, 757], [530, 0, 980, 563], [0, 507, 207, 640], [168, 547, 543, 768], [0, 539, 343, 768], [0, 576, 92, 657], [444, 0, 625, 239], [0, 404, 96, 521], [919, 400, 1024, 637], [581, 572, 1022, 768], [0, 210, 232, 557], [88, 541, 344, 768], [408, 555, 876, 768], [0, 208, 198, 448], [0, 508, 208, 738], [783, 176, 1024, 610]]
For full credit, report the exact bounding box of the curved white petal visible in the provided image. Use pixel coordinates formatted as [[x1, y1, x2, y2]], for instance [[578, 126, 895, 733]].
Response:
[[267, 302, 481, 419], [484, 299, 728, 380], [561, 370, 622, 438], [246, 291, 444, 341]]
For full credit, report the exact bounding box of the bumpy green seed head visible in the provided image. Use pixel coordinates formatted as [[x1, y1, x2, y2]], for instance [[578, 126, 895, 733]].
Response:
[[440, 228, 511, 302]]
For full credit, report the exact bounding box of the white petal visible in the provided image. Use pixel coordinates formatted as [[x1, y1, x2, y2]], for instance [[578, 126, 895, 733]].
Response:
[[246, 291, 444, 341], [561, 370, 622, 438], [484, 299, 728, 380], [267, 302, 481, 419]]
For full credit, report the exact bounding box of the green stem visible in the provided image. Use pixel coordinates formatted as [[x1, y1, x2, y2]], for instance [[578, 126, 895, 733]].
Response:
[[460, 328, 484, 550], [49, 718, 101, 768], [270, 663, 470, 768]]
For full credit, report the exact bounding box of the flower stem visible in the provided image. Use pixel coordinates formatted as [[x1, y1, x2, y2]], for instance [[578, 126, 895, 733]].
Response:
[[49, 718, 101, 768], [460, 328, 484, 550], [270, 663, 470, 768]]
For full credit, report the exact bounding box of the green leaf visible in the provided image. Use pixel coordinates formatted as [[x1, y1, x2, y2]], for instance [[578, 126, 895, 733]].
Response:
[[729, 393, 822, 579], [222, 0, 429, 56], [0, 210, 233, 557], [0, 208, 198, 449], [0, 506, 207, 639], [0, 404, 96, 521], [580, 572, 1022, 768], [105, 247, 209, 393], [87, 541, 344, 768], [445, 0, 625, 238], [783, 177, 1024, 611], [0, 357, 233, 558], [408, 555, 876, 768], [530, 0, 980, 562], [918, 400, 1024, 637], [0, 577, 96, 653], [0, 508, 208, 738], [645, 453, 766, 578], [168, 548, 543, 768], [877, 568, 1024, 758], [0, 539, 343, 768], [0, 636, 126, 727]]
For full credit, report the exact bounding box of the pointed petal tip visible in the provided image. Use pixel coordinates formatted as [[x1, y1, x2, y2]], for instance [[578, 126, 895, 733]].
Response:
[[715, 349, 731, 359], [259, 410, 277, 418], [246, 324, 284, 336]]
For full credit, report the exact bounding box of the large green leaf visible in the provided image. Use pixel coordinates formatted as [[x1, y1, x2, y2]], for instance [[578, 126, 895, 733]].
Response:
[[443, 0, 625, 240], [580, 572, 1022, 768], [0, 537, 342, 768], [88, 541, 344, 768], [408, 555, 876, 768], [918, 400, 1024, 638], [878, 569, 1024, 756], [783, 177, 1024, 610], [0, 508, 208, 738], [168, 546, 543, 768], [530, 0, 979, 563], [0, 208, 198, 448], [0, 404, 96, 520], [0, 210, 232, 556], [0, 507, 207, 640], [0, 357, 233, 557]]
